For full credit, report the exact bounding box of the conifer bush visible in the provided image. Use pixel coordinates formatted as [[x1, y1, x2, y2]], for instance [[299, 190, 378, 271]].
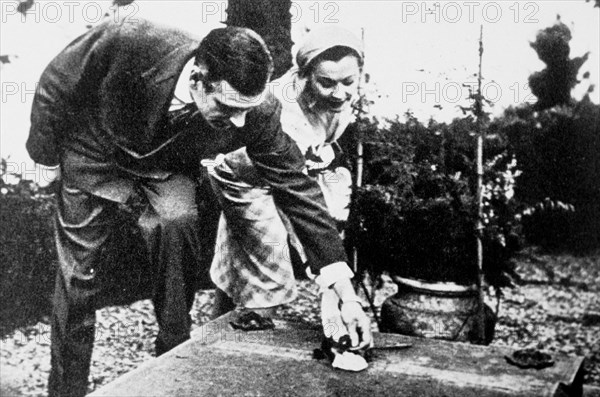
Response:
[[344, 115, 521, 288]]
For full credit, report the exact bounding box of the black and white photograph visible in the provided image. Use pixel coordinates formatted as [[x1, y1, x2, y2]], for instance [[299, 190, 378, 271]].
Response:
[[1, 1, 599, 396]]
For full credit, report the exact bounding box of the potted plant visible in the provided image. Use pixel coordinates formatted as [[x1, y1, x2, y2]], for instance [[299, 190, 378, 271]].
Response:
[[345, 116, 521, 345]]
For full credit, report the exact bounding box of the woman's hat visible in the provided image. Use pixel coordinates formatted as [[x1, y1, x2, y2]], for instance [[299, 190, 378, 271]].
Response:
[[296, 26, 363, 72]]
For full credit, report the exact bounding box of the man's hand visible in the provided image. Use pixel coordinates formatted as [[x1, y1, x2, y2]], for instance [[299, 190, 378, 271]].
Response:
[[330, 277, 372, 351], [340, 300, 372, 351]]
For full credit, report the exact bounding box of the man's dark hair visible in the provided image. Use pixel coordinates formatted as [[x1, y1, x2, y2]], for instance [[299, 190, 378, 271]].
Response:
[[195, 27, 274, 96], [299, 46, 363, 78]]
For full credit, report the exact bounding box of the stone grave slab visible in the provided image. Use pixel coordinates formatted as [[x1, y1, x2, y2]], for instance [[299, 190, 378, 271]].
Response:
[[89, 313, 585, 397]]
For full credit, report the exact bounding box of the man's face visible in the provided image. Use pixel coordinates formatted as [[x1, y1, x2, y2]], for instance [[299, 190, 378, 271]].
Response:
[[189, 64, 264, 130], [307, 55, 361, 113]]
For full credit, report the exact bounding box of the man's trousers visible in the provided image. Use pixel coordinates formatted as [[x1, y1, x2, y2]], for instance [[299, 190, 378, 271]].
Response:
[[48, 173, 213, 397]]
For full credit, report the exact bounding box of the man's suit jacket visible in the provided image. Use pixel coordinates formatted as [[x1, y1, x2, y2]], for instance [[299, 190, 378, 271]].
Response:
[[27, 16, 347, 272]]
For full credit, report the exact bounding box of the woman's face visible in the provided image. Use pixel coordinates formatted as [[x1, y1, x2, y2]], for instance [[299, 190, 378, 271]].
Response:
[[307, 54, 361, 113]]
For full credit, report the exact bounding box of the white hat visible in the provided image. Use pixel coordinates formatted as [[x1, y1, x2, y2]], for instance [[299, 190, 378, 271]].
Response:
[[296, 27, 363, 73]]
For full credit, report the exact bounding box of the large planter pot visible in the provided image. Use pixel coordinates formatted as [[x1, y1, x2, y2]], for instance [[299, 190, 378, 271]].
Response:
[[380, 276, 496, 345]]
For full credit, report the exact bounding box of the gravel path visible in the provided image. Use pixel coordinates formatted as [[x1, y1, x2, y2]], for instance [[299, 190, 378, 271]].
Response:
[[1, 250, 598, 396]]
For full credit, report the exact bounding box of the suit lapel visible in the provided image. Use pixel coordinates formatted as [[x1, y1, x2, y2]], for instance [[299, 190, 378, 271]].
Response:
[[140, 42, 199, 141]]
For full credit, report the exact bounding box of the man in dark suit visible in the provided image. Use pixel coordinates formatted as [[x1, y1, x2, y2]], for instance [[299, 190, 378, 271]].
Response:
[[28, 16, 371, 397]]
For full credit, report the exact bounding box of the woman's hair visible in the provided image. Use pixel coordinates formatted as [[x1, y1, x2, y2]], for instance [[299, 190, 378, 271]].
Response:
[[299, 45, 363, 78]]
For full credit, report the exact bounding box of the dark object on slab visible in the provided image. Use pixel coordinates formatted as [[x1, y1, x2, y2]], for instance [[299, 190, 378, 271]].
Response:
[[229, 311, 275, 331], [505, 348, 555, 370], [363, 343, 413, 363], [313, 335, 353, 361]]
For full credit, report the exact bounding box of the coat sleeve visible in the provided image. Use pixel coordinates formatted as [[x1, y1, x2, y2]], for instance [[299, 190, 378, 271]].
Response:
[[244, 97, 349, 274], [27, 23, 115, 166]]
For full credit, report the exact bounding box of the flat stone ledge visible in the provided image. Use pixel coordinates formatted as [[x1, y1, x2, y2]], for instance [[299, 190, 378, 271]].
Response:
[[89, 313, 585, 397], [584, 385, 600, 397]]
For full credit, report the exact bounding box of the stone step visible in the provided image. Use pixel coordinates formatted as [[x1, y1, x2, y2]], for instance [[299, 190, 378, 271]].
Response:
[[584, 385, 600, 397], [89, 313, 585, 397]]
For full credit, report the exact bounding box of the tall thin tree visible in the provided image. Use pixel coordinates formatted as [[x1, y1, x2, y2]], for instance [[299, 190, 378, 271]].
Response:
[[474, 25, 487, 344]]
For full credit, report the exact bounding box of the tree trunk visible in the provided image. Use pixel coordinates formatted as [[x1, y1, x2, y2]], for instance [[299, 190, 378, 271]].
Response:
[[226, 0, 293, 80]]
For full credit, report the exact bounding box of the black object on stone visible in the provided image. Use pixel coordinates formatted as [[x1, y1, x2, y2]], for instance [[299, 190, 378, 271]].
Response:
[[229, 311, 275, 331], [505, 348, 555, 370]]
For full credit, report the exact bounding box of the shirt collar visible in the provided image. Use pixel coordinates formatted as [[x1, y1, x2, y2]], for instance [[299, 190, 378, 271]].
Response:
[[171, 58, 196, 106]]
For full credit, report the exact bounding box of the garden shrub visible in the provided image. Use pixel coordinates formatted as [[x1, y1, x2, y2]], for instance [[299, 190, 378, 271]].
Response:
[[0, 177, 56, 335], [498, 19, 600, 251], [344, 115, 521, 288], [499, 100, 600, 251]]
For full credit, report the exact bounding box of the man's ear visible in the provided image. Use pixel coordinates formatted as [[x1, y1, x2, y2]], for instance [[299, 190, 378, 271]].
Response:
[[190, 65, 203, 84], [190, 62, 209, 82]]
